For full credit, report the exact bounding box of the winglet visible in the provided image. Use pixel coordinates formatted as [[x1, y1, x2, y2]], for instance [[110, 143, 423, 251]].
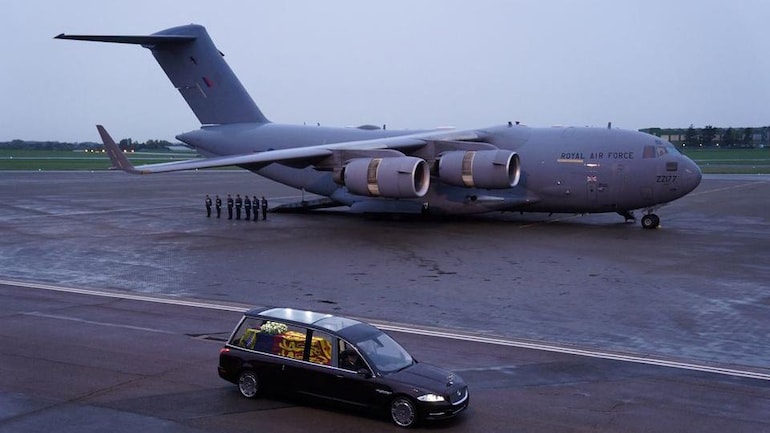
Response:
[[96, 125, 140, 174]]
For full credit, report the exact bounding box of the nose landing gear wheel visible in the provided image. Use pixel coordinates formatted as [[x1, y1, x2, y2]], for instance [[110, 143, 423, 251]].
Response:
[[641, 214, 660, 229]]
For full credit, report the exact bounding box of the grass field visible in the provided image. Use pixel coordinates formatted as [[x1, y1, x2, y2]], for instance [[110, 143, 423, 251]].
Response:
[[0, 150, 197, 171], [1, 148, 768, 174], [680, 147, 770, 174]]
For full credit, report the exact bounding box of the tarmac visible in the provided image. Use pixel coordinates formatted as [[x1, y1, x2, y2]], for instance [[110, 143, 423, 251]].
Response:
[[0, 170, 768, 432]]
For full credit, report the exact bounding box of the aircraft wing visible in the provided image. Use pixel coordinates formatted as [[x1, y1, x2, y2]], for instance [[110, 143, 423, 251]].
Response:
[[96, 125, 485, 174]]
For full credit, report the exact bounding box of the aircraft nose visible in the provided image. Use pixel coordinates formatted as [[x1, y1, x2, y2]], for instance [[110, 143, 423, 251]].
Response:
[[680, 155, 702, 194]]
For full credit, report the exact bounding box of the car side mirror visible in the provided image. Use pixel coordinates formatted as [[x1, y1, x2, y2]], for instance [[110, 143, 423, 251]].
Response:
[[356, 368, 372, 379]]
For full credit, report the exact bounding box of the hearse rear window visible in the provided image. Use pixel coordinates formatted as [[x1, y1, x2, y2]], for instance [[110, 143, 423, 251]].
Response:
[[230, 317, 333, 365]]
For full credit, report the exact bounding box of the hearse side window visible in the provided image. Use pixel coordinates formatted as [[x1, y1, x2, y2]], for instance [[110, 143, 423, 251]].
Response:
[[230, 317, 310, 361], [230, 317, 261, 346], [307, 330, 334, 366], [338, 339, 368, 372]]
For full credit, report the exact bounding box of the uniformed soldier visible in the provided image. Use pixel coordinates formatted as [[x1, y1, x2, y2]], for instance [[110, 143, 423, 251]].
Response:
[[226, 194, 234, 220], [244, 195, 252, 220], [235, 194, 243, 220], [215, 195, 222, 218], [205, 194, 212, 217], [252, 196, 259, 221], [261, 196, 268, 220]]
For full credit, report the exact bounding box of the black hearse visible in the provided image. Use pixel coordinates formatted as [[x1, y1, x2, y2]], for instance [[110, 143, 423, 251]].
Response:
[[218, 307, 469, 427]]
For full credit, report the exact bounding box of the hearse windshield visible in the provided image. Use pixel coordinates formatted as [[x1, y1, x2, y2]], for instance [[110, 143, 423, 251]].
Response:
[[348, 326, 414, 374]]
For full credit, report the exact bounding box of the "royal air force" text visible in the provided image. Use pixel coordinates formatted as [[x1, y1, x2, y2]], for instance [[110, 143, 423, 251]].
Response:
[[559, 151, 634, 160]]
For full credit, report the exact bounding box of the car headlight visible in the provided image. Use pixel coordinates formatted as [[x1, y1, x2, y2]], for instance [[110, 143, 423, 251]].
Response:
[[417, 393, 445, 402]]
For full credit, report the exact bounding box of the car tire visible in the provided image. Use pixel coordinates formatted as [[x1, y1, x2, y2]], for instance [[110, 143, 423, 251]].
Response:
[[390, 396, 418, 428], [237, 370, 260, 399]]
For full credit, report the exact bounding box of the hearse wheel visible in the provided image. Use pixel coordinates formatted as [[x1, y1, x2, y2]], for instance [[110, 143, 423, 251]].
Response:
[[641, 214, 660, 229], [238, 370, 260, 398], [390, 396, 418, 428]]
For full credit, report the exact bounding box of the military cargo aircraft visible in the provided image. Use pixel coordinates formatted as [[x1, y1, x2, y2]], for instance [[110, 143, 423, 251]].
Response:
[[56, 24, 701, 229]]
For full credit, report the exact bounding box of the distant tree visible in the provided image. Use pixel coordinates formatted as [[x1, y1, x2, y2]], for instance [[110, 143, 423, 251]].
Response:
[[0, 139, 167, 151], [699, 125, 718, 147], [118, 138, 133, 151], [741, 127, 754, 147], [141, 139, 166, 150], [722, 127, 736, 148], [684, 125, 699, 147]]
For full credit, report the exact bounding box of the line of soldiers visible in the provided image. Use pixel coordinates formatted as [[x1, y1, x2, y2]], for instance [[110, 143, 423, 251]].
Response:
[[205, 194, 268, 221]]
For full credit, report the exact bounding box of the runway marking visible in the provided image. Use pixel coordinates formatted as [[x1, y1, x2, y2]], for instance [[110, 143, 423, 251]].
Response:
[[23, 311, 177, 335], [689, 177, 770, 197], [0, 278, 251, 313], [368, 322, 770, 381], [3, 278, 769, 382]]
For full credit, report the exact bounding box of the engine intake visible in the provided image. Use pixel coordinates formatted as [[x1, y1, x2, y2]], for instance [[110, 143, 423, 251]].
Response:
[[342, 157, 430, 198], [438, 150, 520, 189]]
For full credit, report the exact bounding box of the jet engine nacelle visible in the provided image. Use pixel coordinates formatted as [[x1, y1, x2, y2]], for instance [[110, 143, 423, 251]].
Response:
[[342, 157, 430, 198], [438, 149, 520, 189]]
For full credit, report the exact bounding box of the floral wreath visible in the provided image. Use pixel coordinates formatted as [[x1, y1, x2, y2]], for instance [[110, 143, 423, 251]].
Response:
[[260, 321, 288, 335]]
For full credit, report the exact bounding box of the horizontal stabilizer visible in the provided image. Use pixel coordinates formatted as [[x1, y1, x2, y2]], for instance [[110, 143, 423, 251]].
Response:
[[57, 24, 267, 125], [55, 34, 195, 46]]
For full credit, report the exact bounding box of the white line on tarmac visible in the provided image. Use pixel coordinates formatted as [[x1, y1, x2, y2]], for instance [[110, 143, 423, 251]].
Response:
[[368, 323, 770, 381], [23, 311, 178, 334], [0, 279, 251, 313], [2, 278, 769, 382]]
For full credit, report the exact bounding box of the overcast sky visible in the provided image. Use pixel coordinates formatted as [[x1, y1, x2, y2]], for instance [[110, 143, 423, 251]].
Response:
[[2, 0, 769, 142]]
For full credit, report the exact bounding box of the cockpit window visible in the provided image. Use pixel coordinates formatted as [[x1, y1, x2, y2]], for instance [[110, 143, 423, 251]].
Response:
[[643, 144, 677, 159], [643, 145, 655, 158]]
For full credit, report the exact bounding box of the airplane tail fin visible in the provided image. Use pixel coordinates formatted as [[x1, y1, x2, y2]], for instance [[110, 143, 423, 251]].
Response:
[[56, 24, 268, 125]]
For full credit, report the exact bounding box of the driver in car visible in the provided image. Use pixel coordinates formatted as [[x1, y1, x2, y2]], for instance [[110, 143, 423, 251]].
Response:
[[339, 349, 363, 371]]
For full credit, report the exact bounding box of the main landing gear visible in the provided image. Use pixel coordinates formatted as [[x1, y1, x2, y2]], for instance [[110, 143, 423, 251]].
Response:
[[617, 209, 661, 229], [640, 213, 661, 229]]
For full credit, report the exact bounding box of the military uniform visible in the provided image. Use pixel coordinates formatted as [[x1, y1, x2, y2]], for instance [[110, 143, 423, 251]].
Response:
[[205, 195, 212, 217], [261, 196, 268, 220], [215, 195, 222, 218], [235, 194, 243, 220], [226, 194, 234, 220], [244, 195, 252, 220], [252, 196, 259, 221]]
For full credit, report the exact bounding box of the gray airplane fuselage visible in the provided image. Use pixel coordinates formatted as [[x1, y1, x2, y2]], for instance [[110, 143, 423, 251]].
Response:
[[57, 23, 702, 226], [177, 122, 702, 216]]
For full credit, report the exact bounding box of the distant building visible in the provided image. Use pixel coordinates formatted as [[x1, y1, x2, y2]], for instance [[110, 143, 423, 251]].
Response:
[[640, 126, 770, 148]]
